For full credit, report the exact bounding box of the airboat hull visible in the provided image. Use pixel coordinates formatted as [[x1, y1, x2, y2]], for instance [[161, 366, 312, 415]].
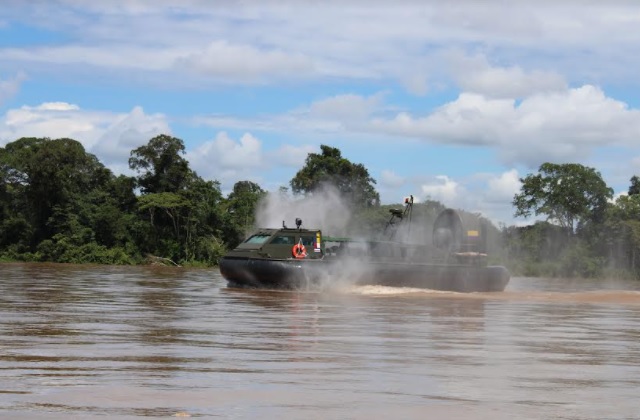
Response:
[[220, 256, 510, 292]]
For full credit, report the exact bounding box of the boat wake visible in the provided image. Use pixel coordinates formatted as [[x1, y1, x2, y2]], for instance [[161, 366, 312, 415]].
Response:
[[347, 285, 456, 296], [496, 290, 640, 305], [341, 285, 640, 304]]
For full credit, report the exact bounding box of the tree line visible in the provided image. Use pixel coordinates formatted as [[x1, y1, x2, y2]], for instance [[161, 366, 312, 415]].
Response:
[[0, 138, 382, 266], [505, 164, 640, 279], [0, 135, 259, 265], [1, 136, 640, 279]]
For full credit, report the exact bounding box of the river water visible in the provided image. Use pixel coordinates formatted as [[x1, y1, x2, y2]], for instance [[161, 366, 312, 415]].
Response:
[[1, 263, 640, 419]]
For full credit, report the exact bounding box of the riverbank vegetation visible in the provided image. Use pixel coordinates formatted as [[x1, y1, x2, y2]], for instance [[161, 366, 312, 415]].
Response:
[[1, 136, 639, 279]]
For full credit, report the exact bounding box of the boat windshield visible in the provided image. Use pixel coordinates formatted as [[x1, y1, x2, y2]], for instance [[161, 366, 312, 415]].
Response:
[[244, 234, 272, 244], [270, 235, 295, 245]]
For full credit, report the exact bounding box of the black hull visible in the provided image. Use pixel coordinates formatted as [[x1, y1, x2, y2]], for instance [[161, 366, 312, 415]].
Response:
[[220, 256, 510, 292]]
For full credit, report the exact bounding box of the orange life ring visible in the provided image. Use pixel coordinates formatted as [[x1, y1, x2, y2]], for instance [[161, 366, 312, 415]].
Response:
[[292, 243, 307, 259]]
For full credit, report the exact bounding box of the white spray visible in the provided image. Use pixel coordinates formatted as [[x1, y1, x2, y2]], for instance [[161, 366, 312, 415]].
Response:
[[255, 183, 352, 236]]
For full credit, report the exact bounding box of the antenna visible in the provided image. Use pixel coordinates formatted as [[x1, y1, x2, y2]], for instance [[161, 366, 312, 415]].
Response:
[[383, 195, 414, 241], [405, 195, 414, 237]]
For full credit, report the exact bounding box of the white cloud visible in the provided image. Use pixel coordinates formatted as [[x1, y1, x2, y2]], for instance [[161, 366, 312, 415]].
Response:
[[485, 169, 521, 203], [420, 175, 461, 207], [1, 102, 106, 146], [91, 106, 170, 165], [446, 51, 566, 98], [187, 131, 263, 182], [380, 170, 405, 188], [0, 45, 178, 71], [409, 170, 524, 226], [0, 72, 27, 106], [196, 92, 387, 137], [186, 133, 320, 188], [194, 85, 640, 171], [269, 144, 316, 168], [176, 41, 314, 82], [399, 69, 430, 96], [371, 93, 513, 146], [0, 102, 170, 173], [5, 3, 640, 90], [34, 101, 79, 111], [370, 85, 640, 167]]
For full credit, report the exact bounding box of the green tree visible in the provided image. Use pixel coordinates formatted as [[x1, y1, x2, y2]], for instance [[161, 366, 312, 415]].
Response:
[[290, 145, 380, 208], [0, 146, 32, 252], [602, 193, 640, 276], [226, 181, 266, 235], [128, 134, 192, 194], [502, 221, 575, 277], [128, 135, 194, 260], [513, 163, 613, 233], [128, 135, 230, 264], [182, 177, 227, 263], [0, 137, 140, 264], [138, 192, 190, 238], [629, 175, 640, 196], [1, 137, 113, 246]]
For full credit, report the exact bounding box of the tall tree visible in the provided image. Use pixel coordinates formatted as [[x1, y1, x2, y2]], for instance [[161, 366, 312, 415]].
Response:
[[290, 145, 380, 208], [128, 135, 191, 258], [0, 137, 112, 245], [629, 175, 640, 196], [128, 135, 230, 263], [513, 162, 613, 233], [224, 181, 266, 246], [128, 134, 192, 194], [182, 177, 227, 263], [226, 181, 266, 232]]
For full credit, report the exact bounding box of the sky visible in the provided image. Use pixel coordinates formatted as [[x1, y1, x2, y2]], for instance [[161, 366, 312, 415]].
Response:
[[1, 1, 640, 227]]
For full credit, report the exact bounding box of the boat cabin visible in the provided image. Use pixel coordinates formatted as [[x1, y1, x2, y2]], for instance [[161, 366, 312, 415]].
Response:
[[232, 226, 325, 260]]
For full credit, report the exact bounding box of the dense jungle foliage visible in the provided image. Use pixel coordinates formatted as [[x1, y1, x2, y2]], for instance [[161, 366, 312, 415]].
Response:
[[1, 136, 640, 279]]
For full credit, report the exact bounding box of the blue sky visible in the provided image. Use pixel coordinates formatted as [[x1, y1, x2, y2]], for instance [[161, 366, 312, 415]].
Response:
[[2, 1, 640, 227]]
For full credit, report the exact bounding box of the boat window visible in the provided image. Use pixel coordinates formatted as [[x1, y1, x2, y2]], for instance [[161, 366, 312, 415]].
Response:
[[244, 234, 272, 244], [300, 236, 315, 247], [270, 235, 294, 245]]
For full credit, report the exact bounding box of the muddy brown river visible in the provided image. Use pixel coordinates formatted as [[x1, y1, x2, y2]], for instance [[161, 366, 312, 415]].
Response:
[[1, 263, 640, 419]]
